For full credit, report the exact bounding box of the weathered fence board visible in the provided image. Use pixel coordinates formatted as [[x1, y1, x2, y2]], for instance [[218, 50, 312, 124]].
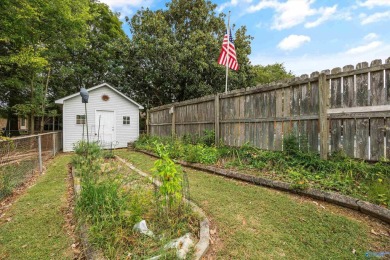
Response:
[[370, 118, 385, 161], [343, 65, 355, 108], [343, 119, 356, 158], [149, 57, 390, 161], [356, 62, 369, 107], [356, 119, 369, 160], [370, 60, 385, 106]]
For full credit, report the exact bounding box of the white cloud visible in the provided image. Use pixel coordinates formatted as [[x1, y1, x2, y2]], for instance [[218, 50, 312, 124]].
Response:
[[364, 33, 378, 41], [99, 0, 153, 17], [360, 11, 390, 24], [99, 0, 149, 7], [218, 0, 253, 12], [250, 44, 390, 75], [304, 5, 337, 28], [345, 41, 383, 54], [247, 0, 342, 30], [246, 0, 279, 13], [359, 0, 390, 8], [278, 35, 311, 51]]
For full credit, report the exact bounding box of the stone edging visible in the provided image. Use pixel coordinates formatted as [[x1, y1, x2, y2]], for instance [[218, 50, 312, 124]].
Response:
[[136, 149, 390, 225], [115, 156, 210, 260], [70, 166, 106, 260]]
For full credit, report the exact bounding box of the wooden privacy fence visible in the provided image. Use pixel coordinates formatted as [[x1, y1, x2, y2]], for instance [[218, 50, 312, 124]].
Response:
[[148, 57, 390, 161]]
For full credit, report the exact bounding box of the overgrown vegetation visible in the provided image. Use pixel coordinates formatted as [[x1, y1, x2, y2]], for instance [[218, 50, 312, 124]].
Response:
[[116, 150, 390, 259], [0, 160, 37, 200], [134, 132, 390, 207], [73, 141, 198, 258]]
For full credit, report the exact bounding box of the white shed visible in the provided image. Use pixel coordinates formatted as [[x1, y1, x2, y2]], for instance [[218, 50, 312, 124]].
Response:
[[55, 83, 144, 152]]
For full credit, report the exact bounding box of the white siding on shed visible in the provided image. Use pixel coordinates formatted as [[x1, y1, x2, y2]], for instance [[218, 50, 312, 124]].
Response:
[[60, 85, 140, 152]]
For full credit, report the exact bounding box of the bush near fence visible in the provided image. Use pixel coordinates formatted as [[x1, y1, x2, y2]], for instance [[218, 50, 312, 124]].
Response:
[[0, 132, 62, 200], [148, 57, 390, 161]]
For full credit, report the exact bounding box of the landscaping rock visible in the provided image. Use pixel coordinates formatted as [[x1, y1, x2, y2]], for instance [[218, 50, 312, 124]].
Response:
[[164, 233, 195, 259], [324, 192, 359, 210], [357, 201, 390, 224], [271, 180, 293, 192], [133, 220, 154, 237], [252, 177, 274, 188], [296, 188, 327, 201]]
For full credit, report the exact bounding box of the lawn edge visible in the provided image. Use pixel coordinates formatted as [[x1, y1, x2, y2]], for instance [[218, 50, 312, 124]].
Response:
[[135, 148, 390, 225]]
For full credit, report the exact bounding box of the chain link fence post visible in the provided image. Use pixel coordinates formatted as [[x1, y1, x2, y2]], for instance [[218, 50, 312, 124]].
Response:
[[53, 132, 56, 156], [38, 135, 43, 174]]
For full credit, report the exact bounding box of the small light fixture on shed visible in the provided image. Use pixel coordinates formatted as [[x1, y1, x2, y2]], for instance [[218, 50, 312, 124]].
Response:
[[80, 88, 89, 103]]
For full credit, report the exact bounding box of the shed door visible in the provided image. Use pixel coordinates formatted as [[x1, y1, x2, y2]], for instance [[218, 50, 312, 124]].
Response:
[[95, 110, 115, 146]]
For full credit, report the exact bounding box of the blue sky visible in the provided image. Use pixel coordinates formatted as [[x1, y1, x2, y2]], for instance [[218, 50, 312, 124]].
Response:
[[100, 0, 390, 75]]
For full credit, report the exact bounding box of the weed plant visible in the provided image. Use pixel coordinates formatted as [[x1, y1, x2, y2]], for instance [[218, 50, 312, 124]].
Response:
[[134, 133, 390, 207], [0, 159, 36, 200], [73, 141, 198, 258]]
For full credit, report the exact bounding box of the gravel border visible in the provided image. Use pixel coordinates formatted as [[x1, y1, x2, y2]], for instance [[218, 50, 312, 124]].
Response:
[[115, 156, 210, 260], [136, 149, 390, 225]]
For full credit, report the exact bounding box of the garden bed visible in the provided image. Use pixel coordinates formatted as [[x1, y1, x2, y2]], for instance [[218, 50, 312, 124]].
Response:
[[115, 149, 390, 259], [72, 142, 202, 259], [133, 134, 390, 209]]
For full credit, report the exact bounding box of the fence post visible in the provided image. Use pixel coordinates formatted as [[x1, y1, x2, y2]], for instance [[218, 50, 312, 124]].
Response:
[[53, 132, 56, 156], [171, 106, 176, 137], [38, 135, 43, 173], [319, 73, 329, 160], [214, 94, 220, 146], [146, 110, 150, 135]]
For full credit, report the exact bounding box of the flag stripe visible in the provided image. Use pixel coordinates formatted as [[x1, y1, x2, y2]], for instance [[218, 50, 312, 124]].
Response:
[[217, 30, 239, 71]]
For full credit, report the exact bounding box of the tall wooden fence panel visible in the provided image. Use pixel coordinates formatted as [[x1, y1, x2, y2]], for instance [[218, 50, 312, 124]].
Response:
[[148, 57, 390, 161]]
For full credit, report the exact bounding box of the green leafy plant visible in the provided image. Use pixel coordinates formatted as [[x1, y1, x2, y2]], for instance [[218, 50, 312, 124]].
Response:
[[283, 133, 299, 155], [288, 167, 309, 190], [201, 130, 215, 146], [152, 142, 183, 212]]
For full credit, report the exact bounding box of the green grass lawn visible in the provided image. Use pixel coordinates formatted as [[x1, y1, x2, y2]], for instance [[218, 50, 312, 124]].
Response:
[[0, 155, 73, 259], [116, 149, 390, 259]]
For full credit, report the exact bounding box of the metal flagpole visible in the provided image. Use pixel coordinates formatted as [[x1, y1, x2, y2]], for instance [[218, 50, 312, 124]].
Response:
[[225, 11, 231, 94]]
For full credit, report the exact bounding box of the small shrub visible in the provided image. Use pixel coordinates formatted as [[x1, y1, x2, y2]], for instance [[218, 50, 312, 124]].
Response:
[[201, 130, 215, 146], [184, 144, 218, 164], [152, 142, 183, 213], [283, 133, 299, 155]]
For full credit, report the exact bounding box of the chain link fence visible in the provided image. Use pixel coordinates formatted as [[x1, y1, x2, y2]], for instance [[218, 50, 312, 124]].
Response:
[[0, 132, 62, 200]]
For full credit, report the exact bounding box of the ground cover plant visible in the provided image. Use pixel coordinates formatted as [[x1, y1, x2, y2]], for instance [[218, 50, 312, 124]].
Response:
[[0, 155, 73, 259], [115, 150, 390, 259], [73, 141, 198, 259], [134, 133, 390, 207]]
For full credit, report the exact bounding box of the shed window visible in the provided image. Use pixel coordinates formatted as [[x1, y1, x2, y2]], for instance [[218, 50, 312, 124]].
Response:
[[123, 116, 130, 125], [21, 117, 26, 127], [76, 115, 86, 124]]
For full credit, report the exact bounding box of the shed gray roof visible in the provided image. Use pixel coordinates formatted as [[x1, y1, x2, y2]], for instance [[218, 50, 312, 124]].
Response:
[[55, 83, 144, 109]]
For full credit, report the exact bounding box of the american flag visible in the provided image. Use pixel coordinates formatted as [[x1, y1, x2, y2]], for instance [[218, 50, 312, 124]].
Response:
[[218, 29, 239, 71]]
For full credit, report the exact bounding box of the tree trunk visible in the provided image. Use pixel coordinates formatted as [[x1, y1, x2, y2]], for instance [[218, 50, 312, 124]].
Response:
[[6, 110, 20, 137], [30, 75, 35, 135], [40, 68, 51, 133]]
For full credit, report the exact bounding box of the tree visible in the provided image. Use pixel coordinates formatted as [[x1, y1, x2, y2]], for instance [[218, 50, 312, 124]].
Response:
[[0, 0, 90, 134], [252, 63, 294, 85], [127, 0, 254, 108], [0, 0, 131, 134]]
